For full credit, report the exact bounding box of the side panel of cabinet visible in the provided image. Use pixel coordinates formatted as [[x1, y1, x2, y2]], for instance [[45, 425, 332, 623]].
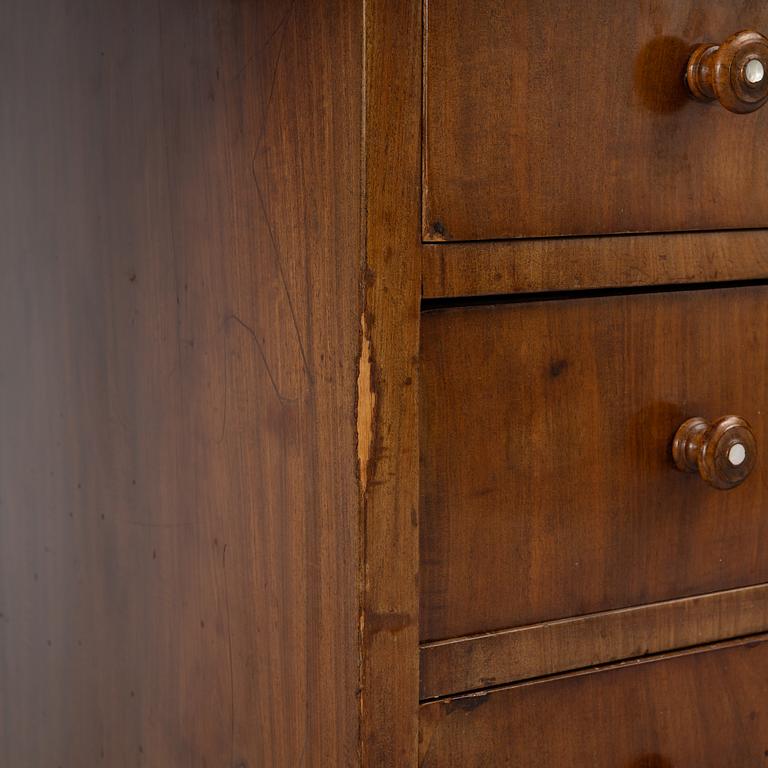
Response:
[[0, 2, 363, 765]]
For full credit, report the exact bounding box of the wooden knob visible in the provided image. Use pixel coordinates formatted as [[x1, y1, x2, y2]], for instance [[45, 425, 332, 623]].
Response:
[[672, 416, 757, 490], [686, 30, 768, 113]]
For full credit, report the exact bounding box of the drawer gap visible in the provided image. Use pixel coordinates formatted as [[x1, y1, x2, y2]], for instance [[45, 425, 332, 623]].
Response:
[[421, 276, 768, 312], [419, 584, 768, 700]]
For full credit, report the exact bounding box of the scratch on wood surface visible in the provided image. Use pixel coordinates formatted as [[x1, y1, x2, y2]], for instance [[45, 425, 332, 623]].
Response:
[[240, 0, 311, 393], [253, 0, 297, 155], [251, 178, 312, 383], [230, 0, 296, 84], [228, 313, 297, 405]]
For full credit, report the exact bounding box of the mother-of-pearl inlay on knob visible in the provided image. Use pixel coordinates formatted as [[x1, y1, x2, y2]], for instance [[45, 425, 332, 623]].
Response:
[[745, 58, 766, 84], [687, 30, 768, 113], [729, 442, 747, 466], [673, 415, 757, 490]]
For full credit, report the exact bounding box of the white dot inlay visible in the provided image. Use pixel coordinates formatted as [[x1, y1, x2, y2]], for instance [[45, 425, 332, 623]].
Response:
[[746, 59, 765, 85], [729, 442, 747, 467]]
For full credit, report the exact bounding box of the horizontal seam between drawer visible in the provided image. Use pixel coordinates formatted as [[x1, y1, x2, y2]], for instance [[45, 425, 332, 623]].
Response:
[[421, 276, 768, 311]]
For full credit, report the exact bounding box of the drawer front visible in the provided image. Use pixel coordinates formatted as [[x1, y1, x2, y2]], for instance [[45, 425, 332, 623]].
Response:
[[419, 637, 768, 767], [420, 286, 768, 641], [424, 0, 768, 241]]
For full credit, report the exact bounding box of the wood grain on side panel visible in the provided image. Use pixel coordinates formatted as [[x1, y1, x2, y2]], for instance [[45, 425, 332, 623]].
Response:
[[360, 1, 422, 765], [0, 2, 362, 765], [420, 636, 768, 767]]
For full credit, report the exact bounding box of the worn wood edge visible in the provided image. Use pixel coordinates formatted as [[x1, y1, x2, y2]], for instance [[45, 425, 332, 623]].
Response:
[[359, 0, 422, 765], [418, 631, 768, 764], [421, 230, 768, 298], [356, 310, 374, 766], [419, 583, 768, 700], [420, 0, 430, 242]]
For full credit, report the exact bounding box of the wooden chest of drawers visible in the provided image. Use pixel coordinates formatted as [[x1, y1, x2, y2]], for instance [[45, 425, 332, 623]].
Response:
[[421, 288, 768, 642], [424, 0, 768, 241], [4, 1, 768, 766]]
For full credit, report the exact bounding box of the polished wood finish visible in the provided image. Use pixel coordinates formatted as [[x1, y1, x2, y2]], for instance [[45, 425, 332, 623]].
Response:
[[419, 636, 768, 767], [360, 0, 423, 765], [673, 415, 757, 489], [420, 583, 768, 699], [5, 1, 767, 765], [687, 30, 768, 113], [424, 0, 768, 241], [421, 230, 768, 299], [421, 286, 768, 641], [0, 2, 364, 765]]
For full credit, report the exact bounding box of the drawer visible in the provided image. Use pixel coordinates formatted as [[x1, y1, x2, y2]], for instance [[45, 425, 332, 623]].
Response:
[[420, 286, 768, 642], [424, 0, 768, 241], [419, 636, 768, 767]]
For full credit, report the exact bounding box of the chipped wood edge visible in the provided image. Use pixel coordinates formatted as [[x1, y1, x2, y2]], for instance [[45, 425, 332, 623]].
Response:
[[357, 313, 376, 500], [359, 0, 423, 765]]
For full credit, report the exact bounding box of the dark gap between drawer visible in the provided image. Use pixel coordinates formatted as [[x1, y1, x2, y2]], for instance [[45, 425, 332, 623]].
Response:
[[420, 277, 768, 313], [421, 225, 768, 248], [419, 630, 768, 704]]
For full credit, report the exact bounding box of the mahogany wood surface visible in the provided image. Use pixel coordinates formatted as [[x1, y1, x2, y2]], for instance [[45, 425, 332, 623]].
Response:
[[4, 1, 767, 765], [419, 636, 768, 767], [0, 2, 363, 765], [424, 0, 768, 241], [421, 230, 768, 299], [360, 0, 423, 764], [420, 583, 768, 699], [421, 286, 768, 641]]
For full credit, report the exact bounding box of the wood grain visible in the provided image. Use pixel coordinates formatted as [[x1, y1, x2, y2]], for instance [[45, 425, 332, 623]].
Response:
[[0, 1, 363, 765], [420, 583, 768, 699], [419, 635, 768, 767], [360, 0, 422, 765], [421, 230, 768, 298], [5, 1, 764, 764], [424, 0, 768, 241], [421, 286, 768, 641]]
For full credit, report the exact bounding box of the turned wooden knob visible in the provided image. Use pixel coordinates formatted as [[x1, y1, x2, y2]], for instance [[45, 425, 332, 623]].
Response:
[[686, 30, 768, 113], [672, 416, 757, 490]]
